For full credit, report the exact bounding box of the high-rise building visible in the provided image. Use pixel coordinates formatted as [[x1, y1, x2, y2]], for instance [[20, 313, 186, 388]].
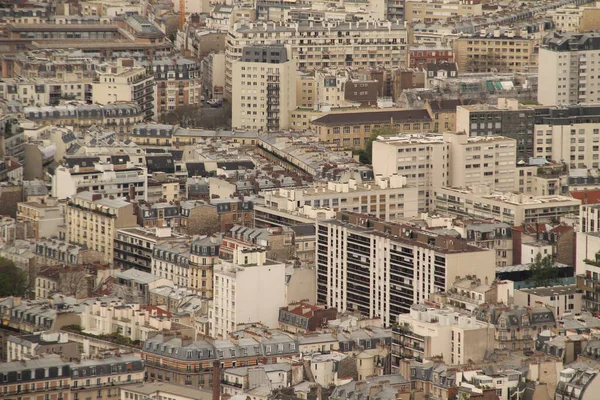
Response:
[[316, 212, 496, 326], [231, 45, 297, 132], [538, 32, 600, 106]]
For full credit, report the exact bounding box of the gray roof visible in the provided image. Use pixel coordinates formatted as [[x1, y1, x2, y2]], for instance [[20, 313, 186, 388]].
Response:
[[116, 268, 164, 285], [120, 382, 212, 399]]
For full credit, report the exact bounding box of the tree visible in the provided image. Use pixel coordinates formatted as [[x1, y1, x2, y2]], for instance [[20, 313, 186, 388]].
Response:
[[185, 213, 221, 236], [528, 254, 559, 287], [61, 268, 91, 298], [358, 126, 398, 164], [0, 257, 28, 296]]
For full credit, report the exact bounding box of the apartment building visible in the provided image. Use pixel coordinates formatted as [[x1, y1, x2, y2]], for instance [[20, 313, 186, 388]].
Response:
[[225, 21, 407, 98], [514, 285, 583, 318], [392, 305, 494, 368], [211, 248, 286, 338], [261, 175, 419, 222], [538, 32, 600, 106], [52, 162, 148, 200], [533, 105, 600, 169], [7, 332, 79, 362], [201, 52, 226, 101], [316, 212, 496, 326], [372, 133, 516, 212], [34, 239, 103, 267], [464, 222, 513, 267], [66, 191, 138, 264], [434, 185, 581, 226], [404, 0, 482, 23], [311, 109, 433, 149], [152, 241, 191, 287], [16, 197, 64, 240], [180, 199, 254, 234], [80, 298, 175, 342], [455, 98, 536, 162], [0, 78, 92, 107], [114, 226, 189, 273], [232, 45, 297, 132], [408, 45, 454, 68], [92, 59, 155, 119], [143, 331, 298, 389], [189, 235, 221, 297], [144, 55, 202, 115], [454, 32, 537, 73]]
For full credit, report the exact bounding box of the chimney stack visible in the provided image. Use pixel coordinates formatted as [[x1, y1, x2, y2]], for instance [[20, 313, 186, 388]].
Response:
[[212, 360, 220, 400]]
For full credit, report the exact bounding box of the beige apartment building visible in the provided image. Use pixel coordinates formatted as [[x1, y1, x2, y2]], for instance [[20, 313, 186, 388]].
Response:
[[16, 197, 64, 240], [547, 4, 600, 33], [372, 132, 517, 211], [224, 21, 407, 98], [454, 33, 537, 73], [404, 0, 482, 23], [66, 191, 137, 263], [231, 45, 297, 132], [261, 174, 419, 221], [434, 185, 581, 225], [92, 58, 155, 119]]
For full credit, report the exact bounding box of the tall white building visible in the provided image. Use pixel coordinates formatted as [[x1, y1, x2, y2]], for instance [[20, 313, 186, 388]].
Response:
[[211, 248, 286, 338], [538, 32, 600, 106], [231, 45, 297, 132]]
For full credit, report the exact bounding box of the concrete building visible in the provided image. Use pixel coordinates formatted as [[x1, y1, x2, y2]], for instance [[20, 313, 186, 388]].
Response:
[[225, 21, 407, 99], [434, 185, 580, 226], [114, 226, 189, 273], [16, 197, 64, 240], [316, 212, 496, 326], [261, 175, 419, 222], [66, 191, 138, 264], [189, 235, 221, 297], [201, 52, 226, 100], [392, 305, 495, 367], [454, 32, 537, 74], [152, 241, 191, 288], [7, 332, 79, 362], [538, 32, 600, 106], [455, 98, 536, 162], [514, 285, 583, 317], [211, 248, 286, 338], [232, 45, 297, 132], [404, 0, 482, 23], [52, 162, 148, 200], [92, 58, 155, 119]]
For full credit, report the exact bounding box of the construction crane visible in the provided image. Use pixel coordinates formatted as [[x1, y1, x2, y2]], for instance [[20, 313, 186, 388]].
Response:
[[179, 0, 185, 30]]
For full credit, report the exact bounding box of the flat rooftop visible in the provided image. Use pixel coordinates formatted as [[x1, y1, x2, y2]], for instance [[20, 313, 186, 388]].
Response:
[[519, 285, 581, 297]]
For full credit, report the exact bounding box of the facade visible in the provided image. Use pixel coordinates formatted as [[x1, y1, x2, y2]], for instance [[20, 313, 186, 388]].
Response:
[[392, 305, 494, 368], [316, 212, 496, 326], [455, 98, 536, 162], [311, 109, 433, 149], [52, 163, 148, 200], [16, 197, 64, 240], [7, 332, 79, 362], [454, 33, 537, 73], [152, 241, 191, 287], [278, 302, 338, 333], [434, 186, 580, 226], [225, 21, 407, 99], [114, 226, 189, 273], [201, 52, 226, 100], [514, 285, 583, 318], [189, 235, 221, 297], [465, 222, 513, 267], [404, 0, 482, 23], [231, 45, 297, 132], [92, 59, 155, 119], [66, 191, 138, 264], [261, 175, 419, 222], [211, 248, 286, 338], [538, 32, 600, 106], [149, 56, 202, 115]]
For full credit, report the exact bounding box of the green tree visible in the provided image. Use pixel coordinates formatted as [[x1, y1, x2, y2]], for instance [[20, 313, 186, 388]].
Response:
[[528, 254, 559, 287], [358, 126, 398, 164], [0, 257, 28, 296]]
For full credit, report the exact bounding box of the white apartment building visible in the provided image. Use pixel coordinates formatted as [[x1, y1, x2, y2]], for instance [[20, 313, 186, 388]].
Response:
[[316, 213, 496, 326], [211, 248, 286, 338], [261, 174, 419, 222], [232, 45, 297, 132], [547, 5, 587, 32], [80, 298, 173, 342], [224, 21, 407, 98], [394, 305, 495, 366], [66, 191, 138, 263], [534, 120, 600, 169], [372, 133, 517, 212], [581, 203, 600, 233], [434, 185, 581, 226], [92, 59, 155, 119], [538, 32, 600, 106], [152, 241, 191, 287], [52, 162, 148, 200]]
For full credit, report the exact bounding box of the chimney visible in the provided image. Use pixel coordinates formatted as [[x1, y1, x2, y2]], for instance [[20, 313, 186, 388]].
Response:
[[212, 360, 220, 400]]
